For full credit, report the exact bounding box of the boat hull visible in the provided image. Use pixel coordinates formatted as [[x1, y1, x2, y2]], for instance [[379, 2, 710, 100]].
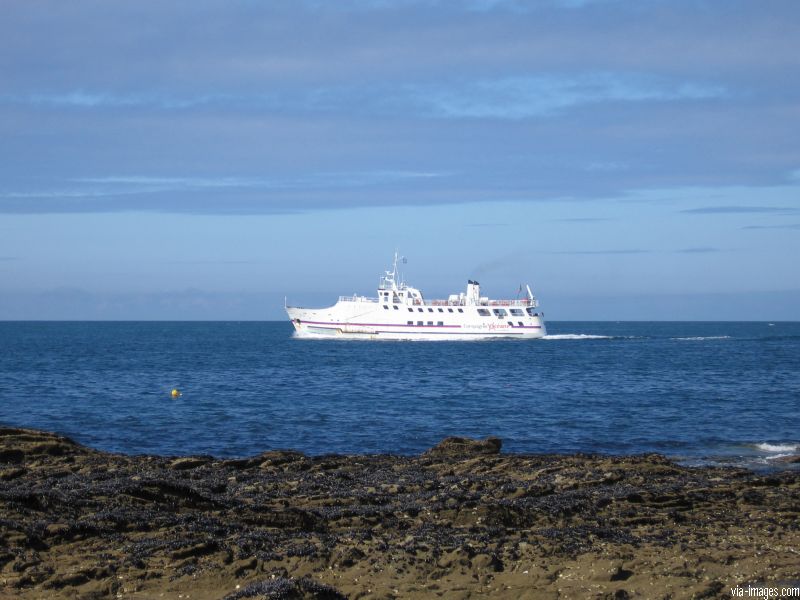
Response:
[[286, 302, 546, 341]]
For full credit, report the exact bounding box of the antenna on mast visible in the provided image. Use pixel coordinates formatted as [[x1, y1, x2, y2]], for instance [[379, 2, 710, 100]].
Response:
[[380, 251, 402, 291]]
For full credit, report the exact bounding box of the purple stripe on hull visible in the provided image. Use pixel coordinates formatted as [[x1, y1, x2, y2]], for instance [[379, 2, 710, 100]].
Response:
[[301, 320, 462, 329]]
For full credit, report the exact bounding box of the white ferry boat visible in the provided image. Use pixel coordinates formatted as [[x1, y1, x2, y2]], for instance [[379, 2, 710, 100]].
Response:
[[286, 254, 546, 340]]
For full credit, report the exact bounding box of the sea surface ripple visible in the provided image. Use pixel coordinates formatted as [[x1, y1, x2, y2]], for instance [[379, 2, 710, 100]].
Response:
[[1, 321, 798, 469]]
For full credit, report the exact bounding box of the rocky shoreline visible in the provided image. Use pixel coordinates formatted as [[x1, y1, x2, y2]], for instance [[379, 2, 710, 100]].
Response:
[[1, 427, 798, 599]]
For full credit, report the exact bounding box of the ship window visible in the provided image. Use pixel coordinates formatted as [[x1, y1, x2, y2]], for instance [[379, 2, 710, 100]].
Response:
[[438, 308, 443, 312], [408, 308, 413, 312], [383, 305, 388, 310], [526, 307, 537, 316], [518, 321, 524, 326], [418, 308, 423, 312], [437, 321, 443, 326], [447, 308, 454, 313], [493, 308, 507, 317], [508, 321, 514, 326], [457, 308, 463, 313], [417, 321, 423, 326], [407, 321, 413, 325], [510, 308, 524, 316], [427, 321, 433, 326], [393, 305, 398, 310], [477, 308, 490, 316], [428, 308, 433, 312]]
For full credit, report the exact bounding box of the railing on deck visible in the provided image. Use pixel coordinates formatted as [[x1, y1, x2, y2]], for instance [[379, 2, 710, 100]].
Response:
[[486, 299, 531, 306], [338, 295, 532, 306], [338, 295, 379, 303], [428, 298, 530, 307]]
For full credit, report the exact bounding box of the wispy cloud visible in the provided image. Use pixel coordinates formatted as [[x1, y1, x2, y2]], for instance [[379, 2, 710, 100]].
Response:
[[399, 74, 726, 119], [0, 91, 243, 111], [681, 206, 798, 215], [0, 171, 446, 203], [2, 72, 726, 121], [676, 247, 720, 253], [553, 247, 724, 255], [164, 259, 261, 265], [553, 217, 610, 222], [585, 162, 629, 173], [550, 249, 649, 254], [742, 223, 800, 230], [79, 171, 444, 189], [303, 0, 619, 12]]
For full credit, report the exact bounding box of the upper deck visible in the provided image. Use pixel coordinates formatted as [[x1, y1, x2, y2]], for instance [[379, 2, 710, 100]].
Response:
[[337, 295, 534, 307], [335, 253, 539, 309]]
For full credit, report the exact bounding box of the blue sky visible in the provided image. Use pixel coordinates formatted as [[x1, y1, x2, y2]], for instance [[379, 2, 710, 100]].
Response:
[[1, 0, 798, 320]]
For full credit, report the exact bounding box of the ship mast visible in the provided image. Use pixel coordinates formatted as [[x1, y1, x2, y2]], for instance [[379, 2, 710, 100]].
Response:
[[379, 251, 399, 291], [378, 251, 408, 292]]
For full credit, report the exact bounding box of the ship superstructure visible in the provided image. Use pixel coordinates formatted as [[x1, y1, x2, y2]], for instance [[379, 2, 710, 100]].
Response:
[[285, 253, 546, 340]]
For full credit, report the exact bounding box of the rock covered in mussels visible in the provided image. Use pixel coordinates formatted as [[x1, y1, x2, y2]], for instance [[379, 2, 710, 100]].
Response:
[[0, 427, 798, 600], [423, 435, 502, 457]]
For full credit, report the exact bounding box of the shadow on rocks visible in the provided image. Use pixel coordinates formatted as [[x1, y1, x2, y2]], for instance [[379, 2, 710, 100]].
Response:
[[221, 576, 346, 600]]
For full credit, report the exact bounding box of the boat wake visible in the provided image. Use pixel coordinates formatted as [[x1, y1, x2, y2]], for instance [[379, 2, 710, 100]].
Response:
[[671, 336, 732, 341], [541, 333, 613, 340]]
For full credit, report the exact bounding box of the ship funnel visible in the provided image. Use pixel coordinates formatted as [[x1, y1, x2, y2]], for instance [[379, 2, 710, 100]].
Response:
[[466, 280, 481, 305]]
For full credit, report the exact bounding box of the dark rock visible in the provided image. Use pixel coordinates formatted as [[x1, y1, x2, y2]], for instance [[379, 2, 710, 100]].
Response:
[[0, 449, 24, 464], [0, 466, 27, 480], [424, 436, 502, 458], [169, 457, 212, 470], [1, 427, 798, 599], [332, 546, 365, 568], [232, 556, 258, 577], [43, 572, 90, 589], [169, 541, 218, 560], [221, 576, 346, 600], [609, 566, 634, 581], [471, 553, 504, 572], [258, 450, 307, 467], [696, 580, 725, 598], [0, 428, 89, 461]]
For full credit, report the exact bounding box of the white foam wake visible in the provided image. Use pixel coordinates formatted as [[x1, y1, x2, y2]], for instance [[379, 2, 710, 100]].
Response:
[[755, 443, 799, 453], [542, 334, 612, 340], [766, 454, 795, 461], [672, 336, 732, 341]]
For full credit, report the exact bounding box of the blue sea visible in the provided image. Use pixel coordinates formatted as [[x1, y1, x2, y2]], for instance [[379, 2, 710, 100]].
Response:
[[1, 321, 798, 470]]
